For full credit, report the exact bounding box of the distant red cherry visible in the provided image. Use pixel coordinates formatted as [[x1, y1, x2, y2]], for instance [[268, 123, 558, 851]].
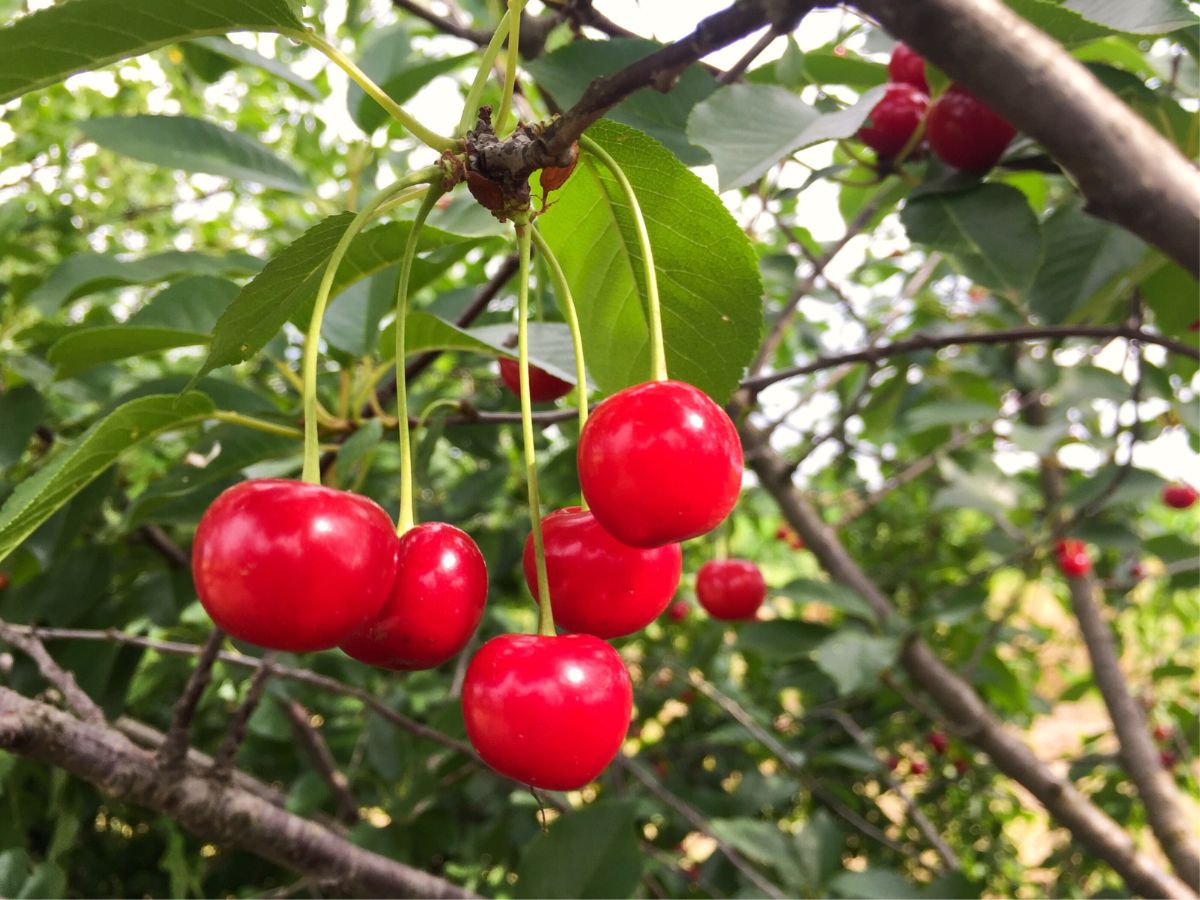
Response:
[[498, 358, 573, 403], [953, 758, 969, 775], [462, 633, 632, 790], [666, 599, 690, 622], [523, 507, 682, 638], [857, 83, 929, 158], [339, 522, 487, 670], [1160, 750, 1178, 770], [929, 731, 949, 754], [888, 42, 928, 92], [1190, 319, 1200, 332], [886, 755, 900, 772], [0, 571, 9, 592], [1130, 561, 1147, 580], [192, 480, 397, 652], [1162, 483, 1198, 510], [1055, 538, 1092, 578], [696, 559, 766, 621], [678, 688, 696, 705], [910, 758, 928, 775], [926, 84, 1016, 171], [578, 380, 743, 547], [1153, 723, 1173, 742]]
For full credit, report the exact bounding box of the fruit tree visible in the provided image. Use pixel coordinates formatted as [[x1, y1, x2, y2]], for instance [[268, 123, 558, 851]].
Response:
[[0, 0, 1197, 897]]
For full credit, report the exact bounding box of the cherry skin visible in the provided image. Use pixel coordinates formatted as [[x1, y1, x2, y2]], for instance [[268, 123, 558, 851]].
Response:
[[929, 731, 949, 755], [1162, 483, 1198, 510], [461, 633, 632, 790], [666, 599, 690, 622], [578, 380, 743, 548], [1153, 723, 1173, 742], [910, 758, 928, 776], [695, 559, 766, 621], [192, 479, 398, 652], [888, 42, 928, 92], [926, 84, 1016, 171], [523, 507, 682, 639], [498, 358, 573, 403], [339, 522, 487, 670], [857, 83, 929, 158], [1054, 538, 1092, 578]]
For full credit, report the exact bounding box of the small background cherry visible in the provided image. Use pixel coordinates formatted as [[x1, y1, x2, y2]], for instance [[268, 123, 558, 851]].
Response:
[[696, 558, 766, 621], [498, 358, 573, 402], [1162, 483, 1197, 509]]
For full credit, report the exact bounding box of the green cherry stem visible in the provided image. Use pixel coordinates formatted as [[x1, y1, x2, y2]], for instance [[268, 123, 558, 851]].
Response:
[[458, 8, 511, 135], [579, 135, 668, 382], [530, 227, 588, 431], [394, 176, 447, 534], [299, 168, 439, 485], [289, 28, 456, 152], [515, 216, 555, 637], [495, 0, 526, 135]]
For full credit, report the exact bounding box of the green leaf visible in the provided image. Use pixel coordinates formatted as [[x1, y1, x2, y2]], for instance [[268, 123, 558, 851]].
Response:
[[25, 251, 260, 314], [516, 801, 642, 899], [539, 120, 763, 402], [0, 849, 31, 897], [687, 84, 886, 192], [0, 386, 45, 468], [128, 276, 239, 334], [901, 184, 1043, 295], [932, 457, 1021, 519], [187, 36, 319, 99], [812, 630, 900, 695], [778, 577, 876, 621], [738, 619, 833, 661], [334, 419, 384, 490], [0, 0, 304, 103], [526, 39, 716, 165], [0, 393, 213, 563], [356, 45, 475, 133], [1028, 200, 1145, 323], [830, 867, 921, 899], [1143, 259, 1199, 336], [15, 863, 66, 900], [1064, 0, 1197, 34], [1005, 0, 1116, 48], [903, 400, 997, 434], [322, 270, 398, 357], [81, 115, 306, 192], [47, 327, 209, 379]]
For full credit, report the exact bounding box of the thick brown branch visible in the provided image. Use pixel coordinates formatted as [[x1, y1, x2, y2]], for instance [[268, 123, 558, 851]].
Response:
[[0, 688, 475, 899], [852, 0, 1200, 276]]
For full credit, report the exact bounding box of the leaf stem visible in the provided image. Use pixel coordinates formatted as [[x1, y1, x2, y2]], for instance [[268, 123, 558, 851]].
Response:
[[394, 177, 447, 534], [579, 135, 667, 382], [458, 9, 511, 134], [289, 28, 457, 152], [496, 0, 526, 135], [515, 218, 555, 637], [300, 169, 438, 485], [211, 411, 304, 440]]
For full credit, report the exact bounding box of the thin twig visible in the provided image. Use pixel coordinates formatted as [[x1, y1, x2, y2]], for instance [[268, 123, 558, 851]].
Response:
[[717, 25, 777, 84], [283, 699, 360, 824], [211, 653, 276, 781], [157, 628, 226, 773], [0, 620, 106, 726]]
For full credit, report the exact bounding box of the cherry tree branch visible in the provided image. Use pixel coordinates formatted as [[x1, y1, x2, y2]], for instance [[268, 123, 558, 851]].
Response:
[[211, 653, 275, 781], [0, 621, 106, 726], [851, 0, 1200, 276], [283, 699, 360, 825], [157, 628, 225, 774], [0, 688, 476, 899]]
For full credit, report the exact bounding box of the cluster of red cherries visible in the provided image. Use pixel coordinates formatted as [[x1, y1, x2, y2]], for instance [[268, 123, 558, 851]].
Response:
[[191, 372, 752, 791], [857, 43, 1016, 171]]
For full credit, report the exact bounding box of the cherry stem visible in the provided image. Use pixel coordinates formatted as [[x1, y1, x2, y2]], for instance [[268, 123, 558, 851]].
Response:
[[529, 227, 590, 506], [579, 135, 668, 382], [496, 0, 525, 135], [458, 8, 511, 135], [394, 177, 447, 534], [289, 28, 456, 152], [515, 217, 555, 638], [299, 172, 437, 485]]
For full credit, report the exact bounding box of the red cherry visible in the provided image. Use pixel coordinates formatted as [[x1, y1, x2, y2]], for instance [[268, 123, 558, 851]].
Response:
[[929, 731, 949, 754], [339, 522, 487, 670], [1160, 750, 1178, 770], [1056, 539, 1092, 579], [886, 755, 900, 772], [666, 599, 690, 622], [857, 83, 929, 158], [696, 559, 765, 621], [926, 84, 1016, 171], [1130, 561, 1147, 579], [1190, 319, 1200, 332], [1162, 483, 1198, 510], [0, 571, 9, 592], [678, 687, 696, 705], [1153, 723, 1173, 742], [192, 479, 398, 652], [578, 380, 743, 548], [523, 507, 682, 638], [953, 758, 969, 775], [498, 358, 573, 403], [888, 42, 929, 92], [462, 633, 632, 790], [909, 758, 928, 775]]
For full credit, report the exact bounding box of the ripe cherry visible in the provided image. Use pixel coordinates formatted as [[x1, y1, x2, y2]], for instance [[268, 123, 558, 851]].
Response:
[[926, 84, 1016, 171], [193, 479, 398, 652], [1130, 561, 1147, 580], [696, 559, 766, 621], [523, 507, 682, 638], [462, 633, 632, 790], [1054, 538, 1092, 579], [774, 524, 805, 550], [1153, 723, 1173, 742], [666, 599, 690, 622], [885, 755, 900, 772], [578, 380, 742, 547], [1160, 749, 1178, 770], [678, 687, 696, 705], [888, 42, 928, 92], [339, 522, 487, 670], [929, 731, 949, 755], [953, 758, 970, 776], [498, 358, 573, 403], [857, 83, 929, 158], [1162, 483, 1198, 510], [0, 571, 9, 592], [910, 758, 928, 776]]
